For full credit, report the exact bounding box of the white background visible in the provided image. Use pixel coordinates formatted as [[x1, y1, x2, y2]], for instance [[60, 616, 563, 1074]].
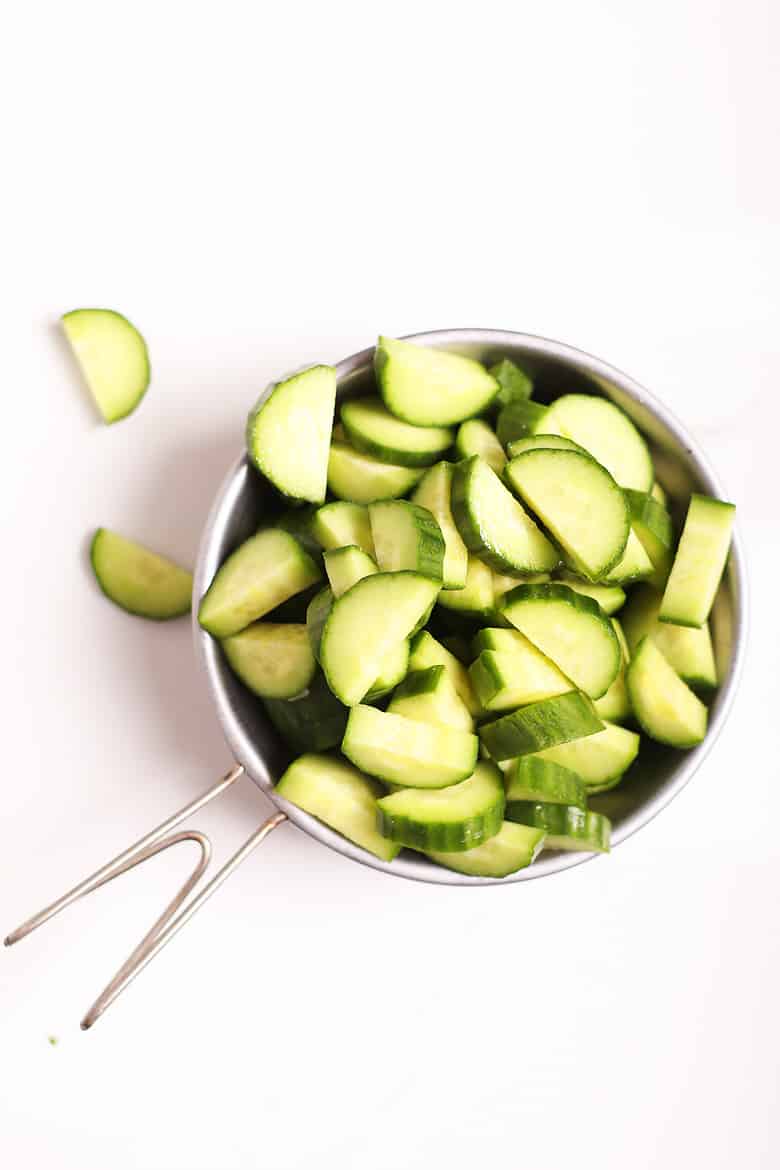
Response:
[[2, 2, 778, 1167]]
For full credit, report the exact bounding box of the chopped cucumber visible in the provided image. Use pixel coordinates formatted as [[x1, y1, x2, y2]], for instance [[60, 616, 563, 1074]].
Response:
[[491, 570, 550, 607], [504, 756, 587, 808], [324, 546, 378, 598], [557, 573, 626, 616], [452, 456, 559, 574], [221, 622, 316, 699], [659, 494, 735, 627], [455, 419, 506, 473], [375, 336, 498, 426], [367, 640, 410, 700], [276, 753, 399, 861], [489, 358, 534, 406], [500, 584, 621, 700], [506, 433, 590, 459], [320, 572, 439, 705], [427, 819, 546, 876], [247, 365, 337, 504], [342, 704, 479, 788], [61, 309, 150, 424], [90, 529, 192, 620], [411, 462, 469, 589], [472, 627, 528, 655], [199, 528, 321, 638], [496, 400, 547, 446], [506, 449, 629, 581], [369, 500, 445, 579], [627, 637, 708, 747], [506, 802, 611, 853], [388, 666, 473, 730], [263, 673, 348, 752], [436, 554, 495, 618], [274, 507, 324, 565], [651, 481, 668, 507], [341, 396, 453, 467], [306, 586, 335, 660], [593, 619, 632, 723], [625, 489, 674, 587], [469, 640, 572, 712], [409, 631, 480, 716], [328, 435, 423, 503], [311, 501, 376, 558], [598, 529, 654, 585], [621, 584, 717, 689], [479, 691, 603, 761], [377, 762, 505, 852], [534, 720, 640, 793], [532, 393, 653, 491]]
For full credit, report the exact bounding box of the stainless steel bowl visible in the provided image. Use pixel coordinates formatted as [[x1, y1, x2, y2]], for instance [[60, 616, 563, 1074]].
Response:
[[194, 329, 748, 886]]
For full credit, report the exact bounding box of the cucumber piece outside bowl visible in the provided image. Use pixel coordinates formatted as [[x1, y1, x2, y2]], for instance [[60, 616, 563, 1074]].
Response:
[[195, 330, 745, 887]]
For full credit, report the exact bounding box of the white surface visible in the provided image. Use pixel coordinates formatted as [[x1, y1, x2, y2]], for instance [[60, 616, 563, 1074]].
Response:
[[2, 3, 778, 1167]]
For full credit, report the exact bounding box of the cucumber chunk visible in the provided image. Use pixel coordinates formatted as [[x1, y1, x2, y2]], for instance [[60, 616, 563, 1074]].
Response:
[[627, 637, 708, 747], [246, 365, 337, 504], [651, 481, 668, 507], [375, 336, 498, 426], [427, 819, 545, 876], [506, 433, 590, 459], [506, 802, 611, 853], [496, 400, 548, 446], [320, 572, 439, 706], [328, 435, 423, 503], [621, 584, 717, 689], [367, 640, 410, 701], [310, 578, 409, 700], [324, 546, 378, 598], [504, 756, 587, 808], [659, 494, 735, 627], [409, 631, 480, 716], [388, 666, 473, 730], [90, 529, 192, 619], [411, 462, 469, 589], [452, 456, 559, 574], [533, 393, 653, 491], [534, 720, 640, 793], [500, 584, 621, 700], [341, 396, 453, 467], [506, 449, 629, 581], [557, 573, 626, 616], [61, 309, 150, 424], [377, 762, 504, 851], [311, 501, 376, 558], [489, 358, 534, 406], [342, 704, 479, 788], [221, 622, 316, 699], [469, 640, 572, 712], [199, 529, 321, 638], [598, 529, 653, 585], [593, 619, 632, 723], [624, 489, 674, 587], [436, 554, 495, 618], [479, 691, 603, 761], [491, 570, 550, 607], [472, 627, 528, 655], [276, 753, 399, 861], [306, 586, 335, 659], [263, 673, 348, 752], [369, 500, 445, 579], [455, 419, 506, 473]]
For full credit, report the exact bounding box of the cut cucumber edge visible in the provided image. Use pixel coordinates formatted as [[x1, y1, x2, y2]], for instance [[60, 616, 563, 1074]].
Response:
[[91, 528, 192, 620], [62, 309, 150, 424]]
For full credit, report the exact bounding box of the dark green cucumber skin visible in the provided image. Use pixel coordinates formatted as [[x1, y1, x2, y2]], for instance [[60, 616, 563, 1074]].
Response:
[[505, 801, 611, 852], [341, 403, 452, 468], [376, 793, 505, 853], [262, 673, 348, 752], [450, 456, 544, 574], [403, 502, 446, 580], [504, 757, 587, 808], [489, 359, 534, 407], [306, 587, 334, 660], [391, 665, 445, 701], [500, 581, 609, 618], [624, 490, 673, 544], [479, 692, 603, 760], [496, 401, 547, 446]]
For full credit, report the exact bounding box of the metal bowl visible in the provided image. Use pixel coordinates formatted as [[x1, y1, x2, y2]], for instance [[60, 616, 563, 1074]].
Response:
[[194, 329, 747, 886]]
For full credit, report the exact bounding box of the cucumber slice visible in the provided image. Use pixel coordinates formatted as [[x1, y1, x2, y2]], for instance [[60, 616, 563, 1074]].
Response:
[[246, 365, 337, 504], [61, 309, 150, 424], [90, 529, 192, 619], [533, 393, 653, 491], [593, 619, 632, 723], [375, 336, 498, 426], [409, 631, 480, 716], [320, 572, 439, 706], [427, 820, 545, 877], [598, 529, 653, 585], [479, 691, 603, 761], [452, 456, 559, 574], [506, 449, 629, 581], [489, 358, 534, 406], [472, 627, 527, 655], [369, 500, 445, 580], [621, 584, 717, 689], [496, 400, 547, 446], [435, 554, 495, 618], [199, 529, 321, 639], [342, 704, 479, 788], [310, 502, 375, 558], [324, 546, 378, 598], [388, 666, 473, 730], [377, 762, 504, 851], [504, 756, 587, 808], [500, 584, 621, 700], [534, 720, 640, 793], [276, 753, 399, 861], [651, 481, 668, 507], [624, 489, 674, 587], [411, 462, 469, 589], [469, 642, 572, 712], [659, 494, 736, 627], [341, 396, 453, 467], [626, 637, 708, 747], [491, 570, 551, 608], [557, 573, 626, 616], [506, 802, 611, 853], [221, 622, 316, 699], [367, 640, 410, 701], [308, 578, 409, 699], [328, 436, 423, 503], [263, 673, 348, 752], [506, 433, 590, 459], [455, 419, 506, 474]]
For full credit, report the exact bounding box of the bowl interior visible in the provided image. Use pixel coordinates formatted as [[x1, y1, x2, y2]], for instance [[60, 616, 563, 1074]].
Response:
[[194, 329, 746, 886]]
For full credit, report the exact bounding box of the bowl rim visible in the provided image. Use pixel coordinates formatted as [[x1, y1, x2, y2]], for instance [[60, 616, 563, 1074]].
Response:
[[193, 328, 748, 886]]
